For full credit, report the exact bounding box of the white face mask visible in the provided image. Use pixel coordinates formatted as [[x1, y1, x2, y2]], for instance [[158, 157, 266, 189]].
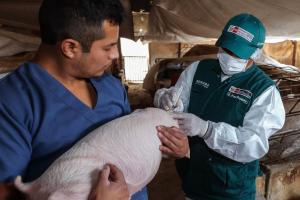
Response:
[[217, 49, 248, 75]]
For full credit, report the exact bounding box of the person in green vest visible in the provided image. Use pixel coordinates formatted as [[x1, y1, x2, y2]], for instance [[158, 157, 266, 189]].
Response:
[[154, 13, 285, 200]]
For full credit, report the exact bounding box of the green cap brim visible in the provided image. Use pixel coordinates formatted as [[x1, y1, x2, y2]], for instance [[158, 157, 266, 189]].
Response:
[[216, 34, 257, 59]]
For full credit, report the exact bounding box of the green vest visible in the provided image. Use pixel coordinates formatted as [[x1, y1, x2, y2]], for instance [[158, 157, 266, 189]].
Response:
[[176, 59, 274, 200]]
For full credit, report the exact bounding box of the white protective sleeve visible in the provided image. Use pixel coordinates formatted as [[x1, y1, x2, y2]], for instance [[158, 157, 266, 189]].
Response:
[[161, 61, 285, 163], [172, 61, 200, 112]]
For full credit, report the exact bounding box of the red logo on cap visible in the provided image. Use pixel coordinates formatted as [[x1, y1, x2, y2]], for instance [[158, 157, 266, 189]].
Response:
[[231, 26, 239, 33], [227, 25, 254, 42]]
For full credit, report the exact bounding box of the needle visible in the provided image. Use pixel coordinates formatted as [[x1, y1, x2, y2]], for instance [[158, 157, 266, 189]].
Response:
[[171, 85, 183, 111]]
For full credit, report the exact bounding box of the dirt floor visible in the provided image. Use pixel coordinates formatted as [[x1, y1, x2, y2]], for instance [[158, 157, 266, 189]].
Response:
[[127, 83, 186, 200], [148, 158, 185, 200]]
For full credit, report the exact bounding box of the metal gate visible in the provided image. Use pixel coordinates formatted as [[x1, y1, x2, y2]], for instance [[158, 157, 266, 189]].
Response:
[[123, 56, 149, 83]]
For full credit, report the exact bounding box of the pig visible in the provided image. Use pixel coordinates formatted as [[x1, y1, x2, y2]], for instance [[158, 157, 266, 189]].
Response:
[[14, 107, 177, 200]]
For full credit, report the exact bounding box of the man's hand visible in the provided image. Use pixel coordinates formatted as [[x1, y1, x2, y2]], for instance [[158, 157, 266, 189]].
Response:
[[171, 112, 208, 137], [156, 126, 189, 158], [154, 87, 184, 112], [88, 164, 129, 200]]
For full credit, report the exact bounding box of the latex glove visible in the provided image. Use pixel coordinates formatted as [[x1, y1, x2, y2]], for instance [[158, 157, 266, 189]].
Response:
[[154, 87, 184, 112], [171, 112, 208, 137]]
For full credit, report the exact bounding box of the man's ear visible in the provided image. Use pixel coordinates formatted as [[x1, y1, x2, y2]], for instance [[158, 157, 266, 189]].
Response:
[[60, 39, 82, 59]]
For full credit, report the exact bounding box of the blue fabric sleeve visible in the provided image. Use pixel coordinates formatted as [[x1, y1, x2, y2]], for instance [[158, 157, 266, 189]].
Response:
[[0, 101, 32, 182], [131, 187, 148, 200]]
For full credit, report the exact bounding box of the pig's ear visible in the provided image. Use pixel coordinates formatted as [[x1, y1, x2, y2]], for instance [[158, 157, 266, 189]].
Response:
[[48, 183, 91, 200]]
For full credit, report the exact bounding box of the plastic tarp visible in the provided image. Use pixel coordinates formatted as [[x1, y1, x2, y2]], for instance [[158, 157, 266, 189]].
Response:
[[0, 29, 40, 57], [146, 0, 300, 43], [0, 0, 134, 57], [0, 0, 134, 40]]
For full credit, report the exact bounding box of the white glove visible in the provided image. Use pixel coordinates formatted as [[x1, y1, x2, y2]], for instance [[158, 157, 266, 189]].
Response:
[[154, 87, 184, 112], [171, 112, 208, 137]]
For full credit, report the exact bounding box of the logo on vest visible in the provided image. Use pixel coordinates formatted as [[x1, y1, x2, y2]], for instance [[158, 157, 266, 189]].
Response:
[[227, 86, 252, 104], [195, 80, 210, 88]]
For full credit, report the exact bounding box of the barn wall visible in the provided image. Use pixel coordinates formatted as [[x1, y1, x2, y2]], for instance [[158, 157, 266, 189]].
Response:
[[148, 43, 179, 66], [264, 41, 295, 66]]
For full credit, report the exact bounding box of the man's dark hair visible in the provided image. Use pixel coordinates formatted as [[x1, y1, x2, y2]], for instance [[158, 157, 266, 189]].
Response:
[[39, 0, 124, 52]]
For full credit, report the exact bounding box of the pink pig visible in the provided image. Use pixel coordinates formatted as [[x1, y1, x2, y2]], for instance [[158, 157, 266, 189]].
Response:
[[14, 108, 177, 200]]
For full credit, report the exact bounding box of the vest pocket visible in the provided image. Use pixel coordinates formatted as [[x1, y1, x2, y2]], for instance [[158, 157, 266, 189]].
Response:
[[182, 138, 257, 198], [207, 158, 258, 197], [208, 160, 227, 185], [225, 165, 247, 187]]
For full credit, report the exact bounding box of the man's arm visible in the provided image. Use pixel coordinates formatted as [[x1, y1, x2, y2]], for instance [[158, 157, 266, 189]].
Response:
[[0, 101, 32, 182], [204, 86, 285, 162]]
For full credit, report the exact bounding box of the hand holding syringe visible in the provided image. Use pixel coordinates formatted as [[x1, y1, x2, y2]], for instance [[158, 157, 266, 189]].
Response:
[[158, 85, 184, 112], [166, 85, 184, 112]]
